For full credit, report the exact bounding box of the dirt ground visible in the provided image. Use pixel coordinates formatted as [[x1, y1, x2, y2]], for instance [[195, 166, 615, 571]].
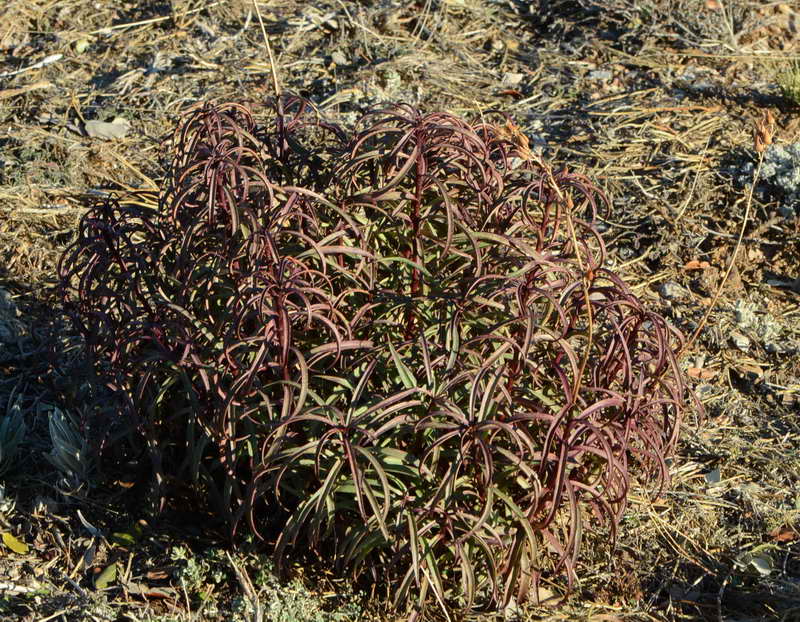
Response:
[[0, 1, 799, 620]]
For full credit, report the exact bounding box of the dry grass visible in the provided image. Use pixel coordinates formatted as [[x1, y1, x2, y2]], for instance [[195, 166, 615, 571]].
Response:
[[0, 1, 799, 620]]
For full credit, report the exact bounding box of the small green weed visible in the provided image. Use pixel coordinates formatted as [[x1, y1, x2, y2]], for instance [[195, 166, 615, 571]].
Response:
[[777, 59, 800, 106], [170, 545, 228, 599], [169, 546, 364, 621], [235, 557, 363, 622]]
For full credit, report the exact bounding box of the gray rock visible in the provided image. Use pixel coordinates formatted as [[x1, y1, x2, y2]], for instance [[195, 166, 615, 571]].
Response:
[[502, 72, 525, 87], [730, 331, 750, 351], [85, 117, 131, 140], [659, 281, 686, 300], [588, 70, 613, 81]]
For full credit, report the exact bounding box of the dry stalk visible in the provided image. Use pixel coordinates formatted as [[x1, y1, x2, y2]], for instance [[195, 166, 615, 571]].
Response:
[[680, 111, 775, 359], [252, 0, 280, 98]]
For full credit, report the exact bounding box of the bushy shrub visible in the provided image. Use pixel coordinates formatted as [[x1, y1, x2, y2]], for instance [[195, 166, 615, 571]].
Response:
[[58, 97, 688, 616]]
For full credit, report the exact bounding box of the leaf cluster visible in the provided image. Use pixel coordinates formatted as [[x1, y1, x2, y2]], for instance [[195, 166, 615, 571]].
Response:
[[58, 97, 688, 616]]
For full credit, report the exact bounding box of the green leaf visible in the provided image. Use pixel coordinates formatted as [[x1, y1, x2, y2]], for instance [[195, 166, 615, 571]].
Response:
[[421, 536, 449, 621], [406, 511, 420, 585], [94, 562, 117, 590], [353, 447, 392, 539], [376, 256, 432, 278], [493, 487, 540, 569], [111, 531, 137, 547], [418, 332, 435, 387], [445, 312, 461, 371], [2, 532, 28, 555], [476, 364, 506, 422], [387, 341, 416, 390], [459, 546, 476, 611]]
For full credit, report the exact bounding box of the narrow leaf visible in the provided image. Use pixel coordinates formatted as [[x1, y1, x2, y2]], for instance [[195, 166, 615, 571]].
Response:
[[2, 532, 28, 555], [94, 562, 118, 590]]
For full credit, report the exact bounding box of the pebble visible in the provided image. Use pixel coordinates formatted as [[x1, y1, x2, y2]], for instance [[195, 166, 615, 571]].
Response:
[[588, 70, 613, 81], [730, 331, 750, 351], [659, 281, 685, 300]]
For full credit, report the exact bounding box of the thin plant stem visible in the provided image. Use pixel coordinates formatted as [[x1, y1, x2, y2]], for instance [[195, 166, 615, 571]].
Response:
[[680, 149, 765, 359], [252, 0, 280, 97]]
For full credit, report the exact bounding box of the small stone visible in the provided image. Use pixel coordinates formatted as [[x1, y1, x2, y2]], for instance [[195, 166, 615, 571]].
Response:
[[331, 51, 347, 66], [502, 72, 524, 87], [659, 281, 685, 300], [696, 384, 716, 398], [85, 117, 131, 140], [730, 331, 750, 351], [588, 69, 613, 81], [765, 341, 790, 354], [704, 468, 721, 485]]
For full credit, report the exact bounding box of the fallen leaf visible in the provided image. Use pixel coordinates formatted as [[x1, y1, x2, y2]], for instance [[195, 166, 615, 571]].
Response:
[[111, 531, 137, 547], [145, 569, 170, 581], [750, 555, 772, 576], [687, 367, 718, 379], [683, 260, 711, 271], [769, 526, 797, 543], [94, 562, 117, 590], [125, 582, 176, 600], [2, 532, 28, 554]]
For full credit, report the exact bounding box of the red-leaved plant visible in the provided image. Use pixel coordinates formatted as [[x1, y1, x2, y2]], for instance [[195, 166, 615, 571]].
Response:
[[59, 96, 687, 617]]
